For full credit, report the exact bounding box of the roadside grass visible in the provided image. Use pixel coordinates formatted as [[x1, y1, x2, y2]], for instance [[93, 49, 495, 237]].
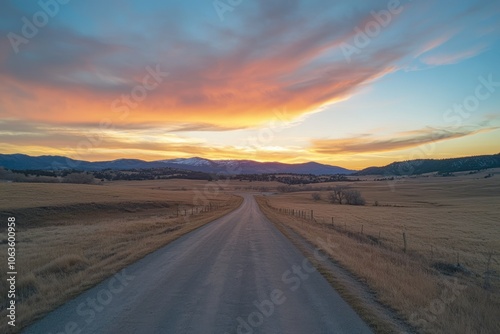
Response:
[[0, 181, 242, 332], [256, 174, 500, 334]]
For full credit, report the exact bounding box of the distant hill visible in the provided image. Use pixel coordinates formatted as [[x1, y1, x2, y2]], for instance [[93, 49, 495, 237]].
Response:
[[159, 158, 354, 175], [0, 154, 354, 175], [355, 153, 500, 176]]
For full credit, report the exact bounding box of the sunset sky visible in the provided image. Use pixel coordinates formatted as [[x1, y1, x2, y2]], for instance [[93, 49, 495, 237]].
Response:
[[1, 0, 499, 169]]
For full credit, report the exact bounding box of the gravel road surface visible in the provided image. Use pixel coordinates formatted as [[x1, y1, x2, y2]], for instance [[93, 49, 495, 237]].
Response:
[[24, 194, 372, 334]]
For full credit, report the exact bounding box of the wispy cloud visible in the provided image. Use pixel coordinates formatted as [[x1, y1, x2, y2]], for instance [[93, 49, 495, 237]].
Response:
[[311, 126, 499, 155], [421, 45, 486, 66]]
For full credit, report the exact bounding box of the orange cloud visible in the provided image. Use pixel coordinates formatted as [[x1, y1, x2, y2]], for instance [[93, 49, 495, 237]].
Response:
[[0, 1, 413, 131], [0, 55, 393, 130]]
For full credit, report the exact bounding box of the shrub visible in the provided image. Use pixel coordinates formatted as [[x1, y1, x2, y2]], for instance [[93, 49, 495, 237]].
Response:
[[344, 189, 366, 205], [277, 185, 293, 192], [311, 192, 321, 201], [62, 172, 95, 184]]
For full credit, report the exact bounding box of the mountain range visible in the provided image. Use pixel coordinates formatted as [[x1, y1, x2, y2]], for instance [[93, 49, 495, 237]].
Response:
[[1, 153, 499, 176], [0, 154, 353, 175]]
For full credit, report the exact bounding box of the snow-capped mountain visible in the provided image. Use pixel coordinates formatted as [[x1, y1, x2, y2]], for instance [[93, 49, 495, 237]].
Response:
[[162, 157, 213, 167]]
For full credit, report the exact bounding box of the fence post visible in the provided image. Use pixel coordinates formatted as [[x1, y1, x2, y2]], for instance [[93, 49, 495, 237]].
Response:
[[484, 253, 493, 289], [311, 210, 314, 221], [402, 231, 407, 253]]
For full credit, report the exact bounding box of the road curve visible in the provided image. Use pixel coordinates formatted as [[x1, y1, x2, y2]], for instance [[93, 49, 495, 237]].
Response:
[[24, 194, 372, 334]]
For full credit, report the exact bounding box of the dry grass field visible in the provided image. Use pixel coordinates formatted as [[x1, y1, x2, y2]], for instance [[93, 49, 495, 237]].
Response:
[[0, 180, 242, 332], [257, 170, 500, 334], [0, 171, 498, 333]]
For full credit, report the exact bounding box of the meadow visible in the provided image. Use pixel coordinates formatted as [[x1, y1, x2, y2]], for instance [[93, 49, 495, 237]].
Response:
[[257, 169, 500, 333], [1, 172, 498, 333], [0, 180, 242, 332]]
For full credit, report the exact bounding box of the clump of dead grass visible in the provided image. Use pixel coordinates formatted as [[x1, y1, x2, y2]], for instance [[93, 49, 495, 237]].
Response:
[[35, 254, 89, 276]]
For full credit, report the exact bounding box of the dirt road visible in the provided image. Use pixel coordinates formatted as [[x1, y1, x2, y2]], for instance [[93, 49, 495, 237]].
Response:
[[23, 194, 372, 334]]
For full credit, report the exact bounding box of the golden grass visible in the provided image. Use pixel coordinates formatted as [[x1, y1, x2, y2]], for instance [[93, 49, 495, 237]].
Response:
[[111, 179, 284, 192], [0, 181, 219, 210], [0, 180, 242, 333], [257, 173, 500, 334]]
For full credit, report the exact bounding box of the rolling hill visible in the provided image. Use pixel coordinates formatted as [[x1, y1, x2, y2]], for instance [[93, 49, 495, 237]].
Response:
[[0, 154, 353, 175], [355, 153, 500, 176]]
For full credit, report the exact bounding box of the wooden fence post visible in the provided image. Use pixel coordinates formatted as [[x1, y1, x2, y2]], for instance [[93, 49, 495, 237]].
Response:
[[484, 252, 493, 289], [402, 231, 407, 253]]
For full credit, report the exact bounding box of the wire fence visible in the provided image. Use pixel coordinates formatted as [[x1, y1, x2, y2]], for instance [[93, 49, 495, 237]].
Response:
[[265, 201, 499, 292]]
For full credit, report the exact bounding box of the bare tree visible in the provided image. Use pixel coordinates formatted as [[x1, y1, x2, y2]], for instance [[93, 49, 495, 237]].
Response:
[[328, 186, 365, 205], [311, 192, 321, 201], [328, 185, 348, 204]]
